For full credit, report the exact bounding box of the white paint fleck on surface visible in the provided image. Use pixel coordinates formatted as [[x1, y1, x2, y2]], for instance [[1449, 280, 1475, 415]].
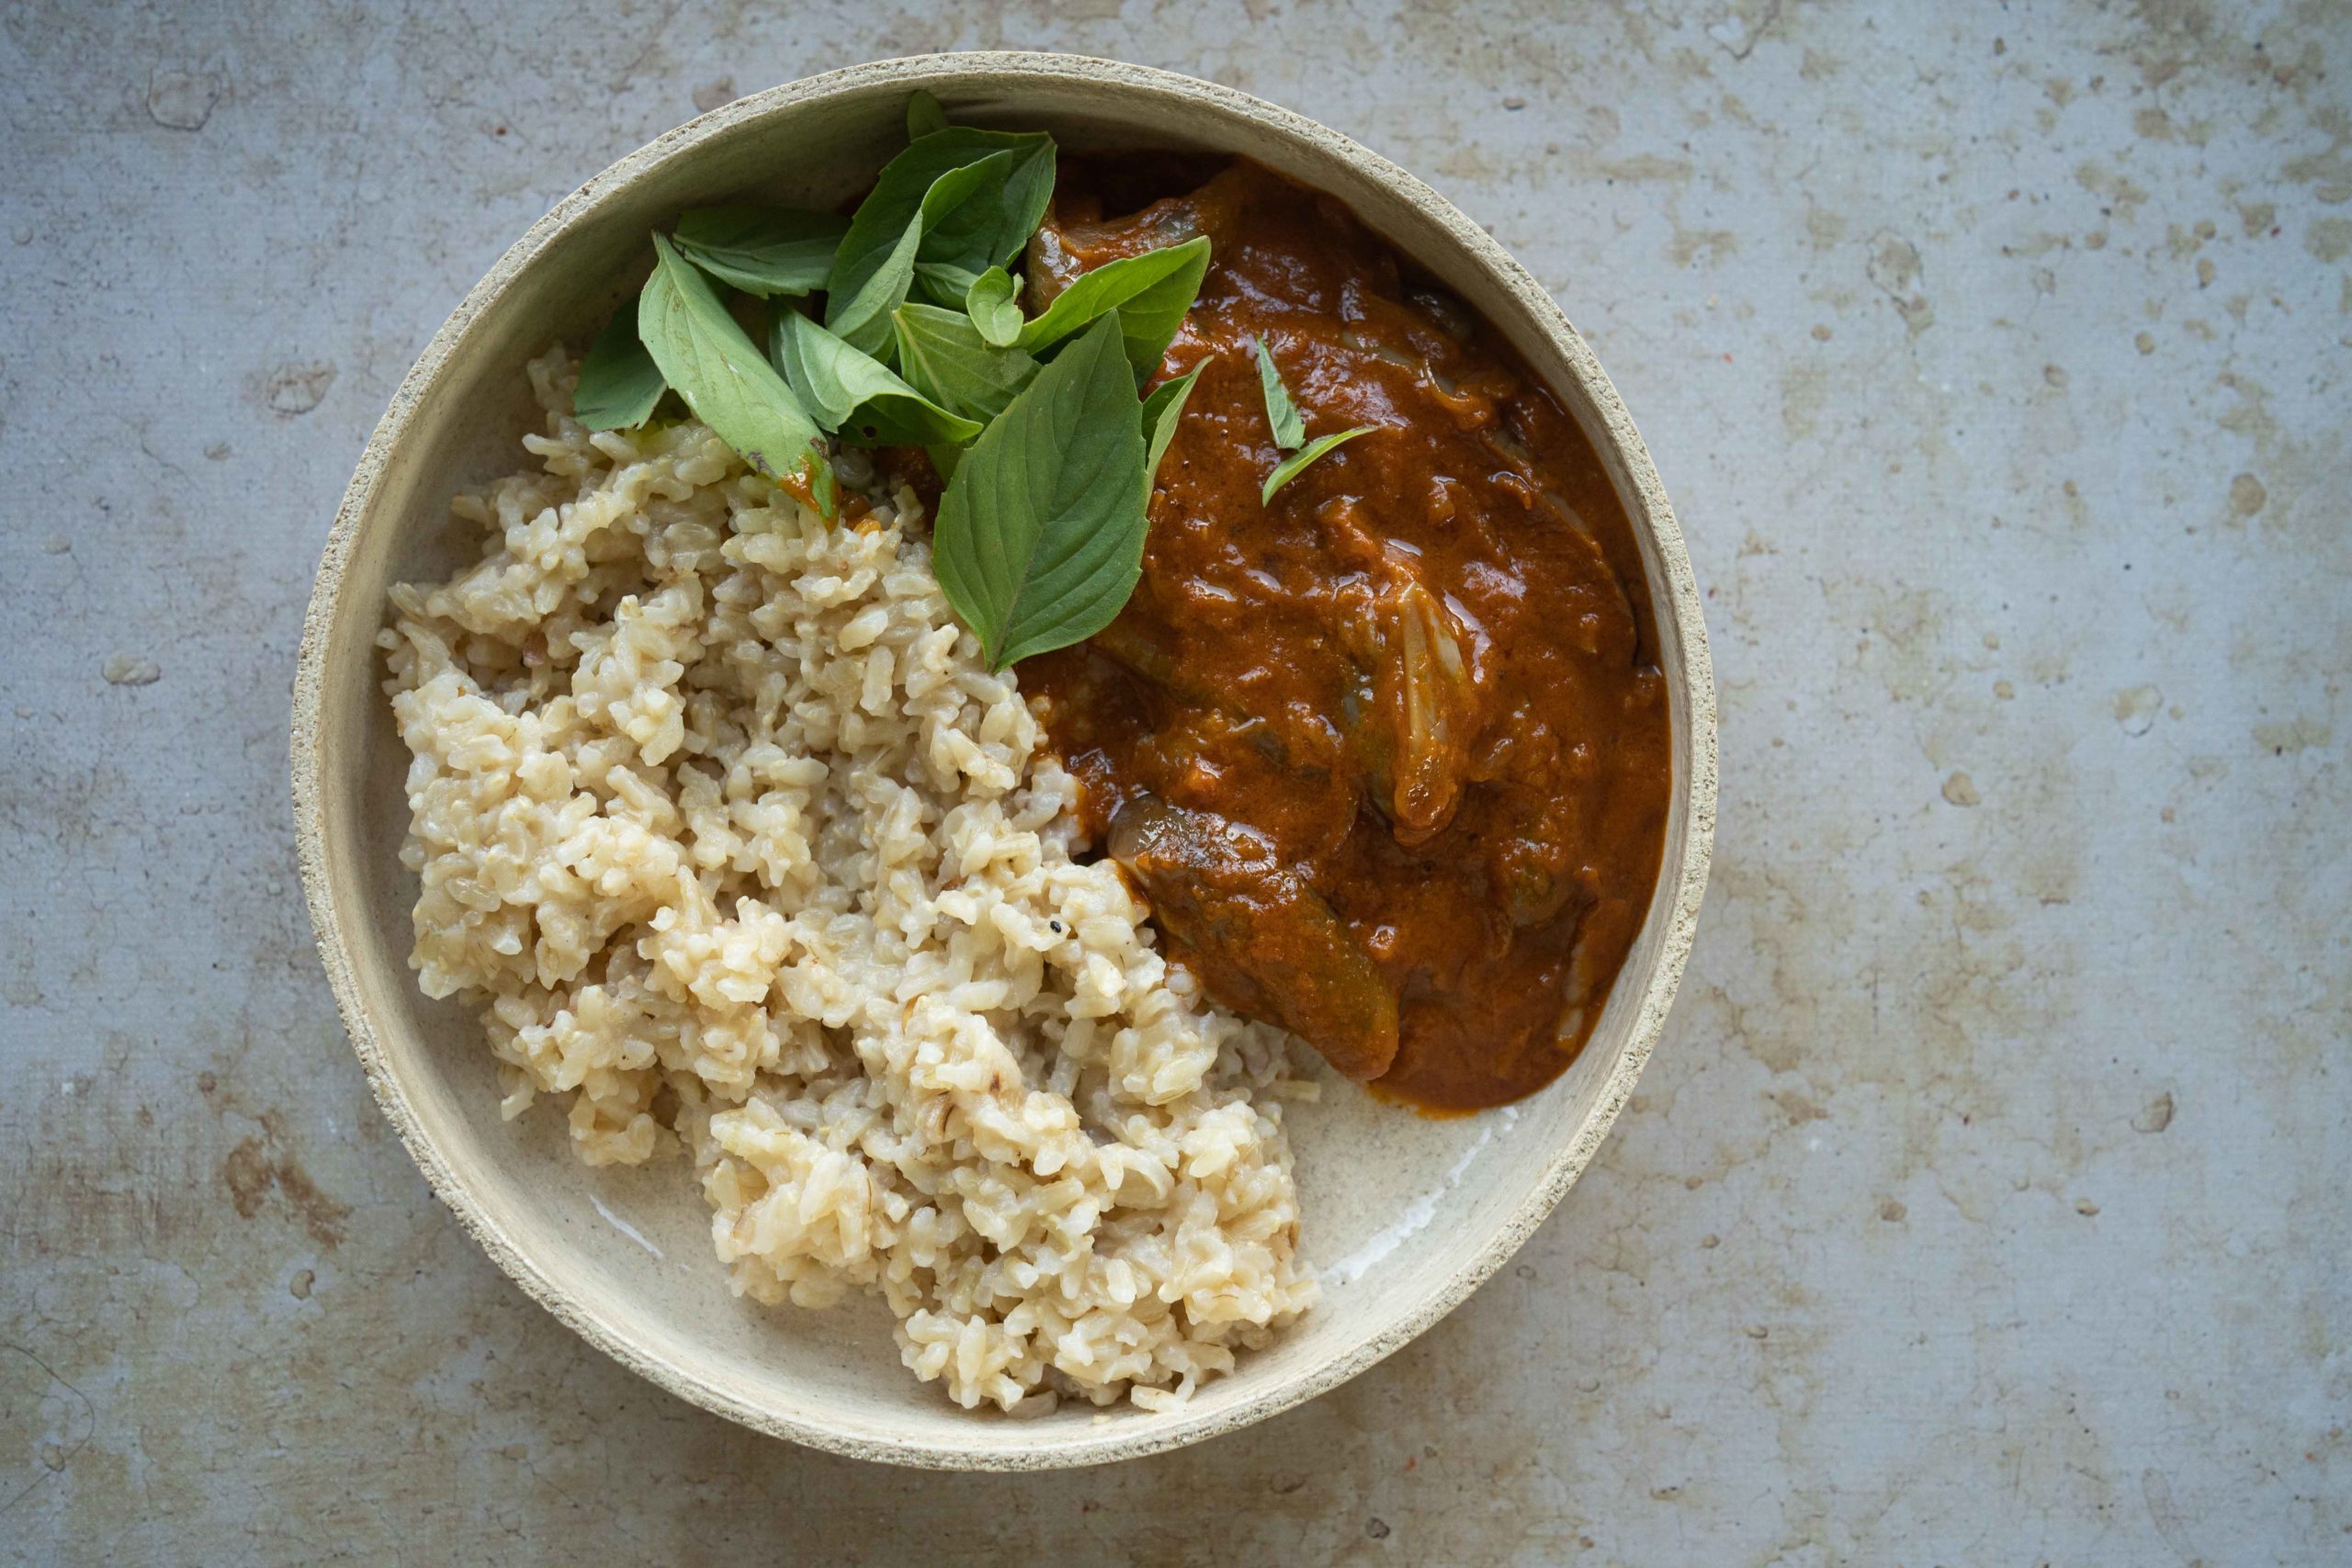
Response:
[[98, 656, 162, 686]]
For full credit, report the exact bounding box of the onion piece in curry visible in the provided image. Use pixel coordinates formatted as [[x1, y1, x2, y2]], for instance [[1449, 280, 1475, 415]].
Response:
[[1019, 158, 1671, 1112]]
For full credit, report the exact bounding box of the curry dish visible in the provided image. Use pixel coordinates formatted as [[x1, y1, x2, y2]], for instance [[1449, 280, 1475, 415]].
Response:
[[380, 110, 1674, 1418], [1020, 159, 1671, 1111]]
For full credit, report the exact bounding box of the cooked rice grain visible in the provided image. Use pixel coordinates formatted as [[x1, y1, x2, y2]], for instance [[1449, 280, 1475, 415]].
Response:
[[380, 350, 1316, 1412]]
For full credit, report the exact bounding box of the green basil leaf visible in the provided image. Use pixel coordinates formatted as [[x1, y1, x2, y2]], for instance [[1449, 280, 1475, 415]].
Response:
[[824, 209, 924, 357], [1014, 236, 1211, 379], [825, 154, 1014, 357], [1261, 425, 1376, 505], [771, 310, 983, 448], [891, 302, 1038, 423], [914, 260, 981, 308], [933, 312, 1148, 670], [669, 206, 848, 297], [573, 304, 665, 430], [907, 88, 948, 140], [1138, 363, 1204, 501], [1253, 334, 1306, 450], [639, 233, 829, 494], [967, 265, 1023, 346], [914, 149, 1027, 281], [828, 130, 1054, 333]]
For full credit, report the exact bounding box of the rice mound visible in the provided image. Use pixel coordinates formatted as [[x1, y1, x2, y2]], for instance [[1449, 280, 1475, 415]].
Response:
[[380, 350, 1317, 1412]]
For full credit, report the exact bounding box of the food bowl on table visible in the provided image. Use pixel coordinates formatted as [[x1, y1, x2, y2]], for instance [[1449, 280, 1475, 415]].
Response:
[[290, 51, 1715, 1469]]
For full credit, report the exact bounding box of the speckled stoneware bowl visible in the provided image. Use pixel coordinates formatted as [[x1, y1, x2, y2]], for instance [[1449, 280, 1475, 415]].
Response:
[[291, 51, 1715, 1469]]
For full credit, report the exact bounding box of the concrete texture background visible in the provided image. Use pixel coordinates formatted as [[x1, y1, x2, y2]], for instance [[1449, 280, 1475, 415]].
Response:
[[3, 0, 2346, 1562]]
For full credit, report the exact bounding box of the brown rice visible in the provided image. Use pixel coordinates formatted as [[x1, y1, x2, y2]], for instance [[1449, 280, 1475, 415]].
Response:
[[379, 349, 1317, 1412]]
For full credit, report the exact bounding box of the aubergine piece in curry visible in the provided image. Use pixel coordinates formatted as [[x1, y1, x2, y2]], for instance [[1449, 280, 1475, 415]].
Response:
[[1023, 158, 1671, 1113]]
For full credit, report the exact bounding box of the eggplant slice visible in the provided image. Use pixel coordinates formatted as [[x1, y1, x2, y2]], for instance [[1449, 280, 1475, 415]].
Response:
[[1108, 796, 1400, 1080]]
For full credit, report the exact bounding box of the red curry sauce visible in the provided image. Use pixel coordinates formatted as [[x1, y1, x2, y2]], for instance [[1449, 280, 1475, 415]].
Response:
[[1020, 160, 1670, 1111]]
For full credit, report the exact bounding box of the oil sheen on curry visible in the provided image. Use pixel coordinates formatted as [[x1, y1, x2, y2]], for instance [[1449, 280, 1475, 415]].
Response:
[[1020, 159, 1670, 1112]]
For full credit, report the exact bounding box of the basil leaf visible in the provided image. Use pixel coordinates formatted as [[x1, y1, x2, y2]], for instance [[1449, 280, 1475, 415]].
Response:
[[1139, 364, 1203, 501], [638, 234, 828, 493], [916, 130, 1054, 268], [573, 304, 664, 430], [967, 265, 1023, 347], [914, 149, 1027, 282], [1261, 425, 1376, 505], [1253, 334, 1305, 450], [933, 313, 1148, 670], [1014, 236, 1211, 379], [891, 302, 1038, 423], [907, 88, 948, 140], [825, 154, 1014, 357], [825, 209, 924, 357], [669, 206, 848, 297], [828, 129, 1054, 335], [771, 310, 983, 448], [914, 260, 981, 308]]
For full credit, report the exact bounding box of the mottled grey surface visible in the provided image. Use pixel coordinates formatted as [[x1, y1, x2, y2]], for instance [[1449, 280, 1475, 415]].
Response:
[[3, 1, 2346, 1562]]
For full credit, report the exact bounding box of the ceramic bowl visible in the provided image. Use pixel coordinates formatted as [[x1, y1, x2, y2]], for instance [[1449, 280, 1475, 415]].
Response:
[[291, 51, 1715, 1469]]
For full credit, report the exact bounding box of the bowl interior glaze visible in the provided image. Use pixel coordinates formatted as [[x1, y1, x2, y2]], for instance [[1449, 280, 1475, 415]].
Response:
[[292, 52, 1714, 1470]]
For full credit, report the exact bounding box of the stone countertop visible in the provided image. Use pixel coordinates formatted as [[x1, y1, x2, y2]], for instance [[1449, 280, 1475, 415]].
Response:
[[3, 3, 2345, 1562]]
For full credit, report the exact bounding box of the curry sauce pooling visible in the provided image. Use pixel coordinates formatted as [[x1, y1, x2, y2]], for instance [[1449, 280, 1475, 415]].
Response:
[[1021, 159, 1671, 1112]]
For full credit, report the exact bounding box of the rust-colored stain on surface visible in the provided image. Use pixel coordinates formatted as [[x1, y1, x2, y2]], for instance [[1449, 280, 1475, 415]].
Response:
[[220, 1121, 351, 1249]]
